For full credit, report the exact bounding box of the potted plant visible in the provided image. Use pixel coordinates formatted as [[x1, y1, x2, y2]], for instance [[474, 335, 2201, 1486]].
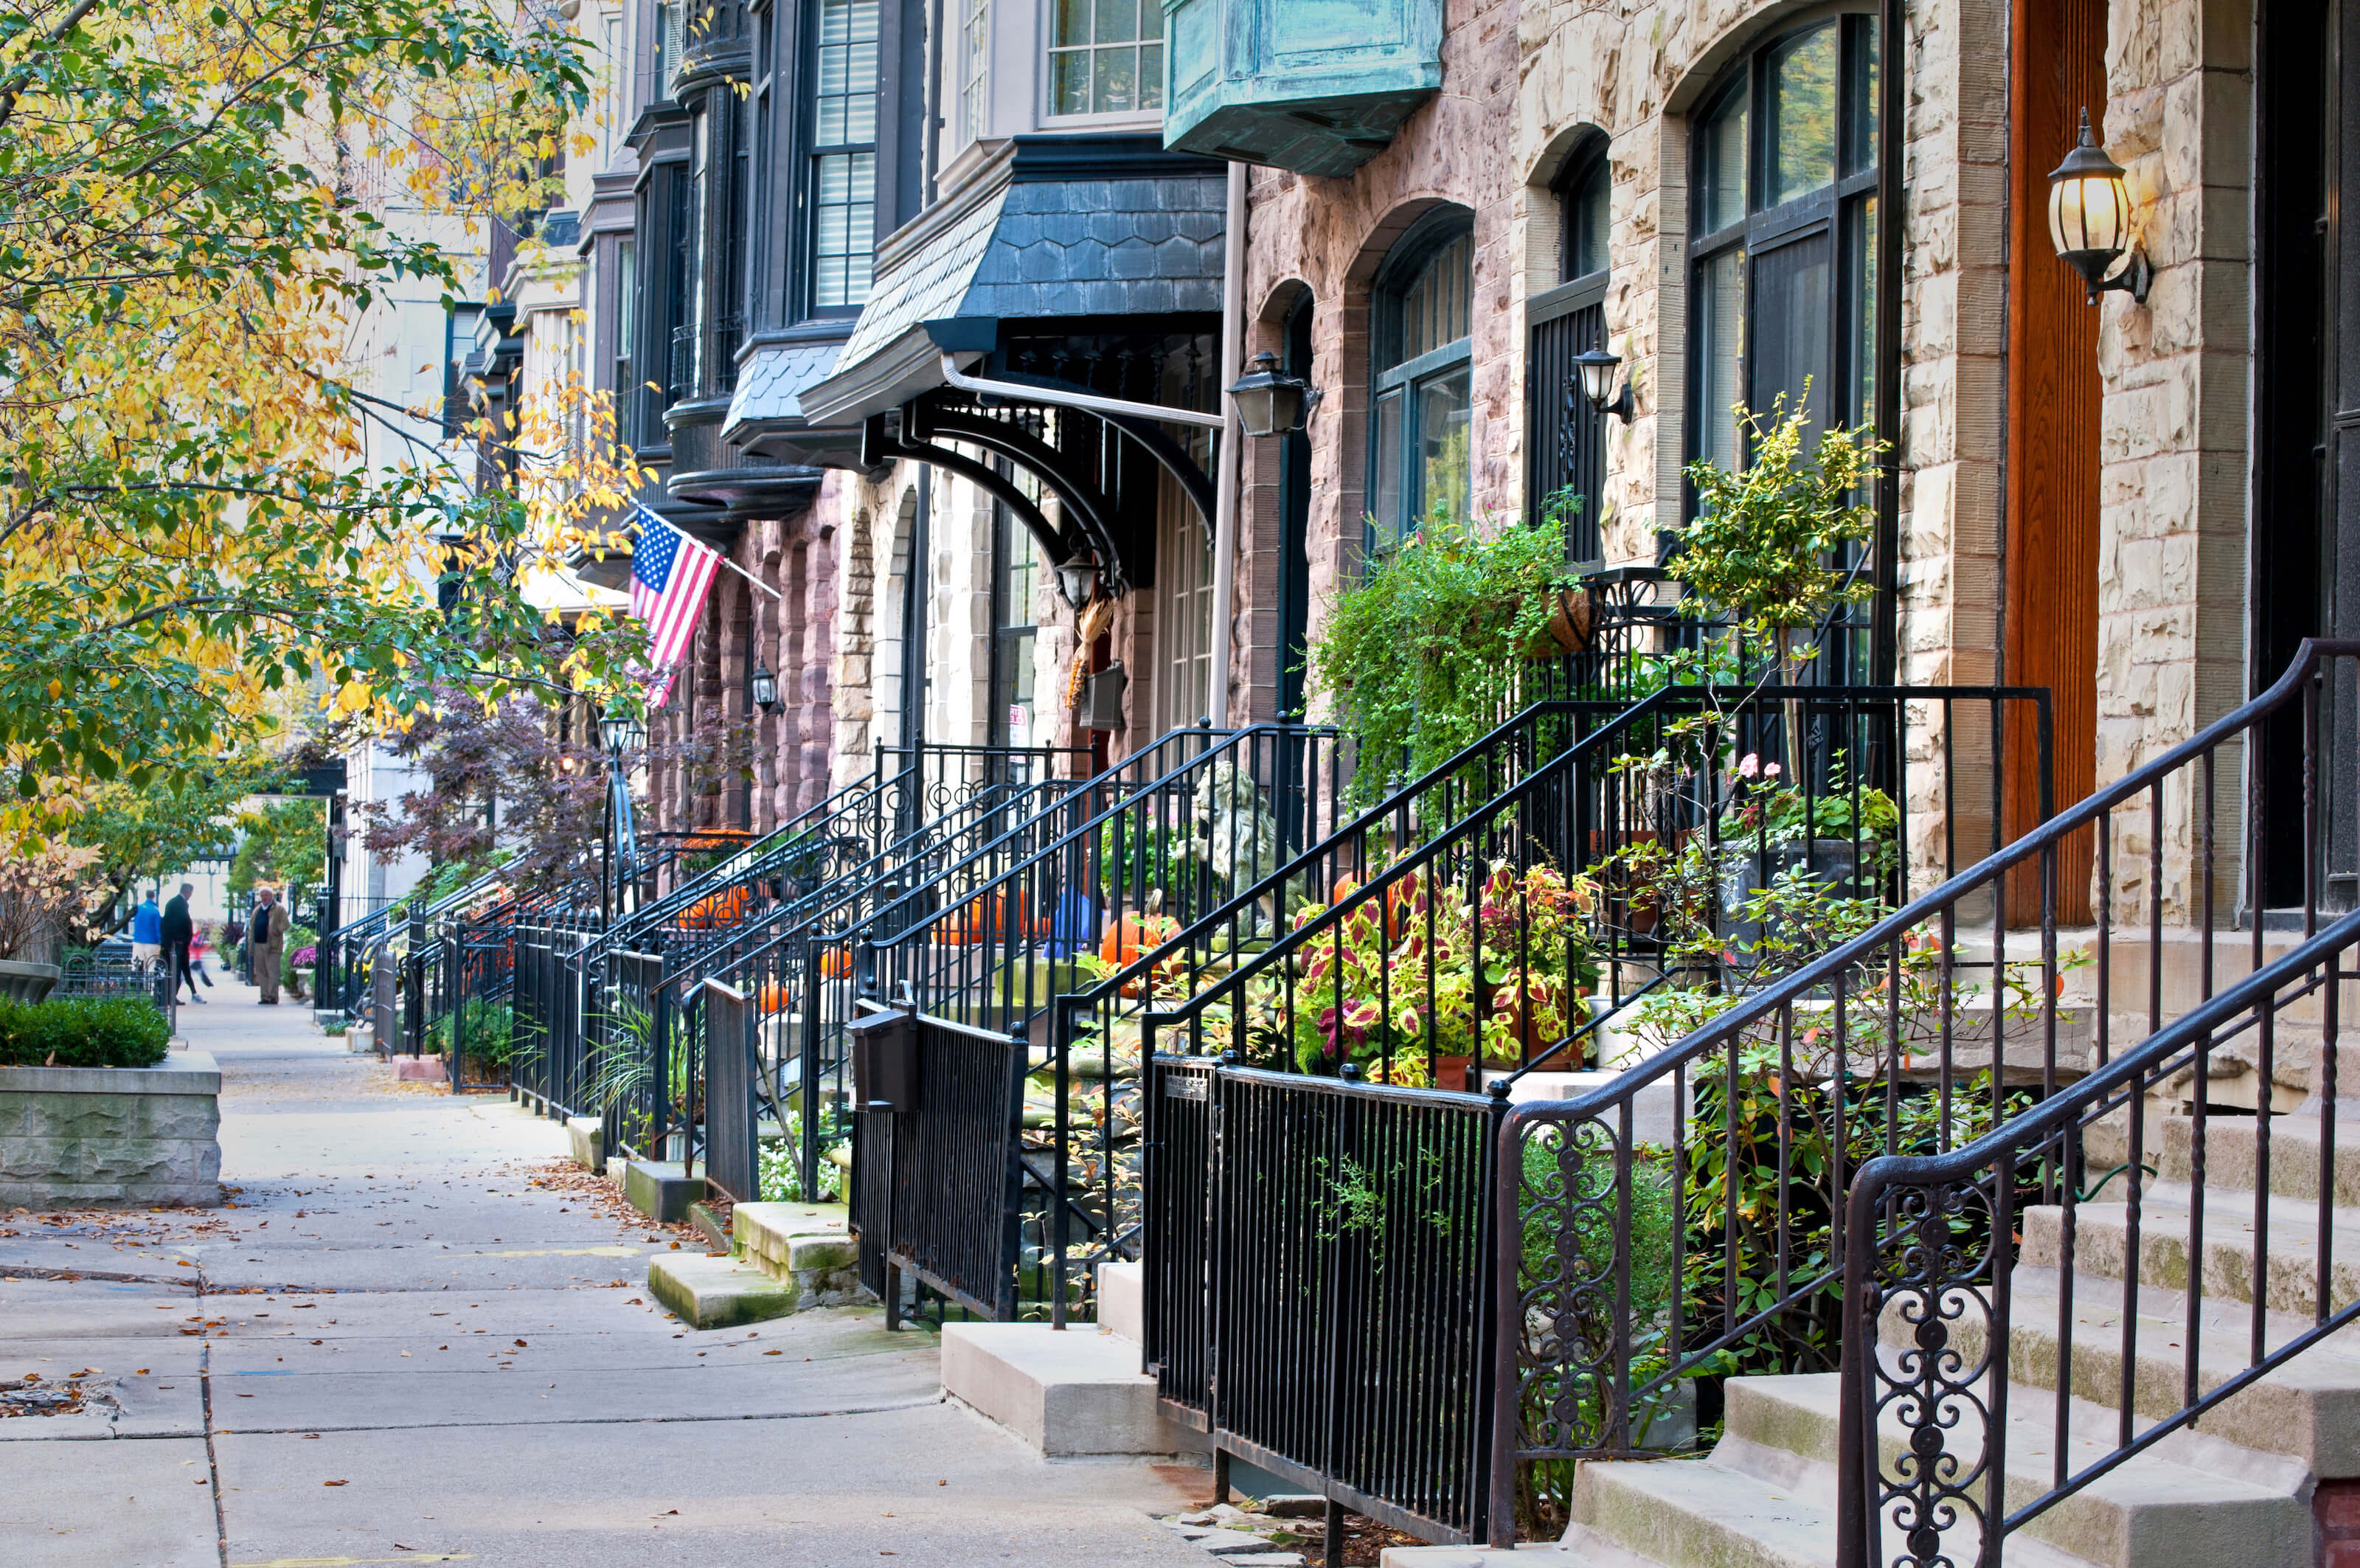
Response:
[[1308, 513, 1575, 806], [1674, 392, 1884, 693], [1286, 861, 1601, 1082]]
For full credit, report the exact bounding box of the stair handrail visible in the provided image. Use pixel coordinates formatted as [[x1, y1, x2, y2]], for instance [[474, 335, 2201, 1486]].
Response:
[[1485, 638, 2360, 1551], [1832, 904, 2360, 1566]]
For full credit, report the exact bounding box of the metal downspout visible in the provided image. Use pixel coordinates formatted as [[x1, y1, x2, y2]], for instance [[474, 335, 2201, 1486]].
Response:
[[1210, 160, 1248, 728]]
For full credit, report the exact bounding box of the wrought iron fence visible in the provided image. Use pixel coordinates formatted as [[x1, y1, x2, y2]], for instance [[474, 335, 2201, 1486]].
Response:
[[1146, 1055, 1507, 1544], [1487, 644, 2360, 1557], [52, 954, 178, 1036]]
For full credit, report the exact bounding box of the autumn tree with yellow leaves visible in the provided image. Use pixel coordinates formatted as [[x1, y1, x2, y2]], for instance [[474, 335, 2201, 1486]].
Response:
[[0, 0, 645, 837]]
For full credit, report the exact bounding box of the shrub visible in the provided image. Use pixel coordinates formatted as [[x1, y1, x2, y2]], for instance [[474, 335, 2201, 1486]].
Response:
[[0, 996, 172, 1068]]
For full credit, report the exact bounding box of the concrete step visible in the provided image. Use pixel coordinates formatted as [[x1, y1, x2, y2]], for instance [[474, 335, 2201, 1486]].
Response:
[[1097, 1259, 1143, 1345], [730, 1201, 861, 1309], [1880, 1265, 2360, 1475], [2155, 1112, 2360, 1207], [1722, 1373, 2308, 1568], [940, 1320, 1206, 1458], [2022, 1182, 2360, 1318], [645, 1252, 804, 1330]]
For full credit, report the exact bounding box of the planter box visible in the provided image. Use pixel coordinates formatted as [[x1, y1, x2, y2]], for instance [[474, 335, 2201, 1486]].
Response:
[[0, 1051, 221, 1209], [0, 958, 59, 1003]]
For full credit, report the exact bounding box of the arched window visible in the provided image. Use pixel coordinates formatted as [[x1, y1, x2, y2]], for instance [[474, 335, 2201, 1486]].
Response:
[[1529, 139, 1611, 561], [1689, 14, 1879, 476], [1370, 210, 1475, 547]]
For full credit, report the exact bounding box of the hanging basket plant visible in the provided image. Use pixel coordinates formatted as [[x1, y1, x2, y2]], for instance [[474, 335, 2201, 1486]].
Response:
[[1310, 510, 1575, 807]]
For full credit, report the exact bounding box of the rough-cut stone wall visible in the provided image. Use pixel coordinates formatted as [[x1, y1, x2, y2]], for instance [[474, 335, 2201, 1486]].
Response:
[[1235, 0, 1521, 726], [0, 1055, 223, 1210], [1512, 0, 2010, 898], [2093, 0, 2250, 926]]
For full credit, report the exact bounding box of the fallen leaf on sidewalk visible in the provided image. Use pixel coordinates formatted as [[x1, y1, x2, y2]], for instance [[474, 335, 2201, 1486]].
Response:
[[324, 1479, 347, 1485]]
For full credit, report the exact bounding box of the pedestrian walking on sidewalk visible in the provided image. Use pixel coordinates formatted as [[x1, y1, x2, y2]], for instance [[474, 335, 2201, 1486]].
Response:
[[130, 892, 162, 971], [161, 883, 204, 1004], [250, 888, 285, 1005]]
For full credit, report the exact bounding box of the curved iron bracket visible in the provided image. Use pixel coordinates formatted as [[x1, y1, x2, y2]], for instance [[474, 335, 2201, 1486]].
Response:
[[978, 367, 1220, 555], [910, 402, 1129, 591], [861, 414, 1076, 569]]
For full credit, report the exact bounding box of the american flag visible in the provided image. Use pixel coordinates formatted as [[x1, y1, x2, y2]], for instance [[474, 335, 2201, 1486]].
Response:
[[629, 504, 721, 705]]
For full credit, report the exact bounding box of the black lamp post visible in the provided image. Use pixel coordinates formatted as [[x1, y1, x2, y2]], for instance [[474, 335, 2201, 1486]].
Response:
[[597, 712, 645, 920], [2047, 109, 2151, 305], [1572, 346, 1636, 423], [1227, 350, 1318, 439]]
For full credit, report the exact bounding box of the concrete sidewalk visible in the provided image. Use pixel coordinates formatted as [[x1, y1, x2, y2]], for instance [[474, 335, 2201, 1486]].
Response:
[[0, 979, 1210, 1566]]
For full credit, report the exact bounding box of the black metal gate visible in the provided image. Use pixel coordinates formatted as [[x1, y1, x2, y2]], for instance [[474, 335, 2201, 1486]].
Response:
[[1147, 1058, 1507, 1545], [850, 1013, 1030, 1320], [701, 979, 757, 1202]]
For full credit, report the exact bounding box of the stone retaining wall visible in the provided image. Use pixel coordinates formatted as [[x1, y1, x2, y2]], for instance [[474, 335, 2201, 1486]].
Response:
[[0, 1051, 222, 1209]]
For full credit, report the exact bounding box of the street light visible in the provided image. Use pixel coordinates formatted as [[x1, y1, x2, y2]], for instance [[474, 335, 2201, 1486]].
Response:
[[598, 712, 645, 756], [1572, 347, 1635, 423], [750, 665, 780, 713], [1227, 351, 1318, 439], [2047, 109, 2151, 305]]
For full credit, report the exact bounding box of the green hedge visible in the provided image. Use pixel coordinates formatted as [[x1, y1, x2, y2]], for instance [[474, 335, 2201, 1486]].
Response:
[[0, 997, 173, 1069]]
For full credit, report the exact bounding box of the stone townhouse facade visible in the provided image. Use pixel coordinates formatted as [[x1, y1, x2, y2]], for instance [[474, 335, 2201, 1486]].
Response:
[[1194, 0, 2349, 933], [585, 0, 2357, 936]]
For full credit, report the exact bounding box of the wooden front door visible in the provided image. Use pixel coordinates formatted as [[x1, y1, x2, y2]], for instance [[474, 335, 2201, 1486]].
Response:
[[2002, 0, 2106, 926]]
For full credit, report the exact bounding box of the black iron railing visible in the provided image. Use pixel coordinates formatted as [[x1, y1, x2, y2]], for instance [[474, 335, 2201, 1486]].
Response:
[[1488, 642, 2360, 1558], [1037, 679, 2038, 1553], [1147, 1055, 1506, 1544], [856, 1011, 1032, 1319], [634, 757, 1086, 1190], [53, 954, 178, 1036]]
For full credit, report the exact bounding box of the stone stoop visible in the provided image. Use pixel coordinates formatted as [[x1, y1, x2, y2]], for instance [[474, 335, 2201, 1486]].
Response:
[[644, 1201, 859, 1331], [940, 1260, 1207, 1459], [563, 1115, 603, 1173], [391, 1055, 445, 1082]]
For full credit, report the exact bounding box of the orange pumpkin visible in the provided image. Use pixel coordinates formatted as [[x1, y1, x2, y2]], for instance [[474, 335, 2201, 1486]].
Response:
[[936, 889, 1029, 946], [820, 946, 853, 979], [1099, 912, 1181, 968], [681, 885, 753, 929], [757, 980, 795, 1016]]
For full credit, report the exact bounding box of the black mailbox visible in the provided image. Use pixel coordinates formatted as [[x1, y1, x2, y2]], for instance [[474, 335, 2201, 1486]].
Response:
[[848, 1007, 920, 1112]]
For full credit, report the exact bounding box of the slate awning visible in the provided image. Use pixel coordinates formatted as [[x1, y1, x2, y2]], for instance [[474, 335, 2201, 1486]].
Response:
[[796, 134, 1227, 430], [721, 333, 861, 468]]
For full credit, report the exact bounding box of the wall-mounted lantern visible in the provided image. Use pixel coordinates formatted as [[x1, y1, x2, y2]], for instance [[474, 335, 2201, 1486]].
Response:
[[1572, 347, 1635, 423], [1057, 556, 1100, 610], [2047, 109, 2151, 305], [749, 665, 780, 714], [1228, 351, 1320, 439]]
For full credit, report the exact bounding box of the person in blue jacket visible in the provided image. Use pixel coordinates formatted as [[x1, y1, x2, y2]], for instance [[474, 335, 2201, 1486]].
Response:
[[131, 892, 163, 971]]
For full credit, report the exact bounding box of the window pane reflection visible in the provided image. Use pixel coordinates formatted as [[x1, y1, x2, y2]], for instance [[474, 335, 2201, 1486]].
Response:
[[1698, 246, 1746, 471], [1764, 23, 1838, 206], [1416, 368, 1472, 525]]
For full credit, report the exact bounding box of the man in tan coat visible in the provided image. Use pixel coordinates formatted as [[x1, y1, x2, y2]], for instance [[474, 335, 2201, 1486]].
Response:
[[251, 888, 285, 1005]]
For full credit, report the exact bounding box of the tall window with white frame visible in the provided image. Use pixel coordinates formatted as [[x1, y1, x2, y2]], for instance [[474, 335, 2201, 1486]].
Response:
[[810, 0, 880, 312], [1047, 0, 1163, 117], [960, 0, 989, 144], [1686, 13, 1878, 675], [1368, 212, 1475, 549]]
